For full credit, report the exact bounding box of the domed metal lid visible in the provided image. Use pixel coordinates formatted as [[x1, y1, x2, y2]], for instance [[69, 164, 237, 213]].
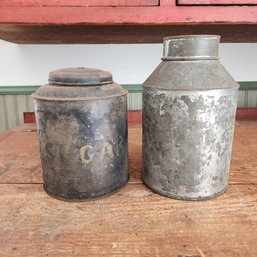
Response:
[[32, 67, 126, 101], [49, 67, 113, 85]]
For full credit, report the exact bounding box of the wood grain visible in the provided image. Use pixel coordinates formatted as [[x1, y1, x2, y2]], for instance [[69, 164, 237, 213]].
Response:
[[1, 24, 257, 44], [1, 0, 257, 44], [0, 183, 256, 256], [230, 121, 257, 184], [0, 0, 159, 7], [0, 130, 41, 183], [0, 123, 142, 184], [1, 5, 257, 24], [178, 0, 257, 5], [1, 122, 257, 184], [0, 121, 257, 256]]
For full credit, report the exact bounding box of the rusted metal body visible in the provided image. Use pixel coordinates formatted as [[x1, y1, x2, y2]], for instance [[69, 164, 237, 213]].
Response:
[[32, 68, 128, 201], [142, 35, 239, 200]]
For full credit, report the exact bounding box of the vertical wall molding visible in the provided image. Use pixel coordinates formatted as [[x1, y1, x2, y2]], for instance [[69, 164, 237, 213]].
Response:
[[0, 96, 8, 131]]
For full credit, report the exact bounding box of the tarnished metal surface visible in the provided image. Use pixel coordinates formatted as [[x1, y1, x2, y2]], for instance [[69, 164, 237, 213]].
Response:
[[142, 35, 239, 200], [143, 88, 237, 200], [32, 68, 128, 201]]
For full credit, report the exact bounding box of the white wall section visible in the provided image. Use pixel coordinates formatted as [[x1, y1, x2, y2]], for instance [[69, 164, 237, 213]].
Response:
[[0, 40, 257, 85]]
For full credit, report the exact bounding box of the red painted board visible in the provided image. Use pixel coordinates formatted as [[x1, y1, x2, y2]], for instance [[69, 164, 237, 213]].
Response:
[[23, 112, 36, 124], [236, 108, 257, 120], [0, 0, 159, 7], [128, 111, 142, 124], [1, 6, 257, 24], [178, 0, 257, 5]]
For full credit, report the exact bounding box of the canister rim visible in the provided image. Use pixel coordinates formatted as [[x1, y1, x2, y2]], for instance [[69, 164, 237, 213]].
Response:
[[31, 90, 128, 102], [161, 56, 218, 61], [143, 84, 239, 90], [163, 35, 220, 41]]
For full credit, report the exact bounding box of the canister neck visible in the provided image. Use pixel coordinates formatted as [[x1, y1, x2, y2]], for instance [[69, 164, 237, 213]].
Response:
[[162, 35, 220, 61]]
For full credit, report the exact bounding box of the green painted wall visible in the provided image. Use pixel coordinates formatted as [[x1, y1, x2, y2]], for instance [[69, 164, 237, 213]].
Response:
[[0, 82, 257, 95], [0, 85, 142, 95], [0, 82, 257, 132]]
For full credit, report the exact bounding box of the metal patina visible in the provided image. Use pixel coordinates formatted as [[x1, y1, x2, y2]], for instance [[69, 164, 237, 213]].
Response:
[[142, 35, 239, 200], [32, 68, 128, 201]]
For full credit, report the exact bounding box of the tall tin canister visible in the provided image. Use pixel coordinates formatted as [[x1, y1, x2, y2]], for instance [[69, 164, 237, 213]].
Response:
[[142, 35, 239, 200], [32, 68, 128, 201]]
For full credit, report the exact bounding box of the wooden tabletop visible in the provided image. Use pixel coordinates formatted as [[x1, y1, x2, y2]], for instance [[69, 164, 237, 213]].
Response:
[[0, 121, 256, 257]]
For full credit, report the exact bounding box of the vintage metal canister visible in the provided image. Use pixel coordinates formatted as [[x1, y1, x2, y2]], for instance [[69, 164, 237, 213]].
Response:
[[32, 68, 128, 201], [142, 35, 239, 200]]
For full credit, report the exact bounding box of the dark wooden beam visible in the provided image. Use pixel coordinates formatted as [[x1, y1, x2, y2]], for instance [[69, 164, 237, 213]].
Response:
[[0, 24, 257, 44]]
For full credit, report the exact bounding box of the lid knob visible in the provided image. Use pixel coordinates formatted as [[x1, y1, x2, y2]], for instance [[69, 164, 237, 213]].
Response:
[[49, 67, 113, 86]]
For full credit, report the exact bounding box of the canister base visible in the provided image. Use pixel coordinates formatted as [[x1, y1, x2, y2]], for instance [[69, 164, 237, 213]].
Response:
[[43, 175, 129, 202], [142, 177, 229, 201]]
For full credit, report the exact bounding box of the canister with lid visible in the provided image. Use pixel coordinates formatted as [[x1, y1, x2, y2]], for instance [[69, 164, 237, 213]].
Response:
[[142, 35, 239, 200], [32, 68, 128, 201]]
